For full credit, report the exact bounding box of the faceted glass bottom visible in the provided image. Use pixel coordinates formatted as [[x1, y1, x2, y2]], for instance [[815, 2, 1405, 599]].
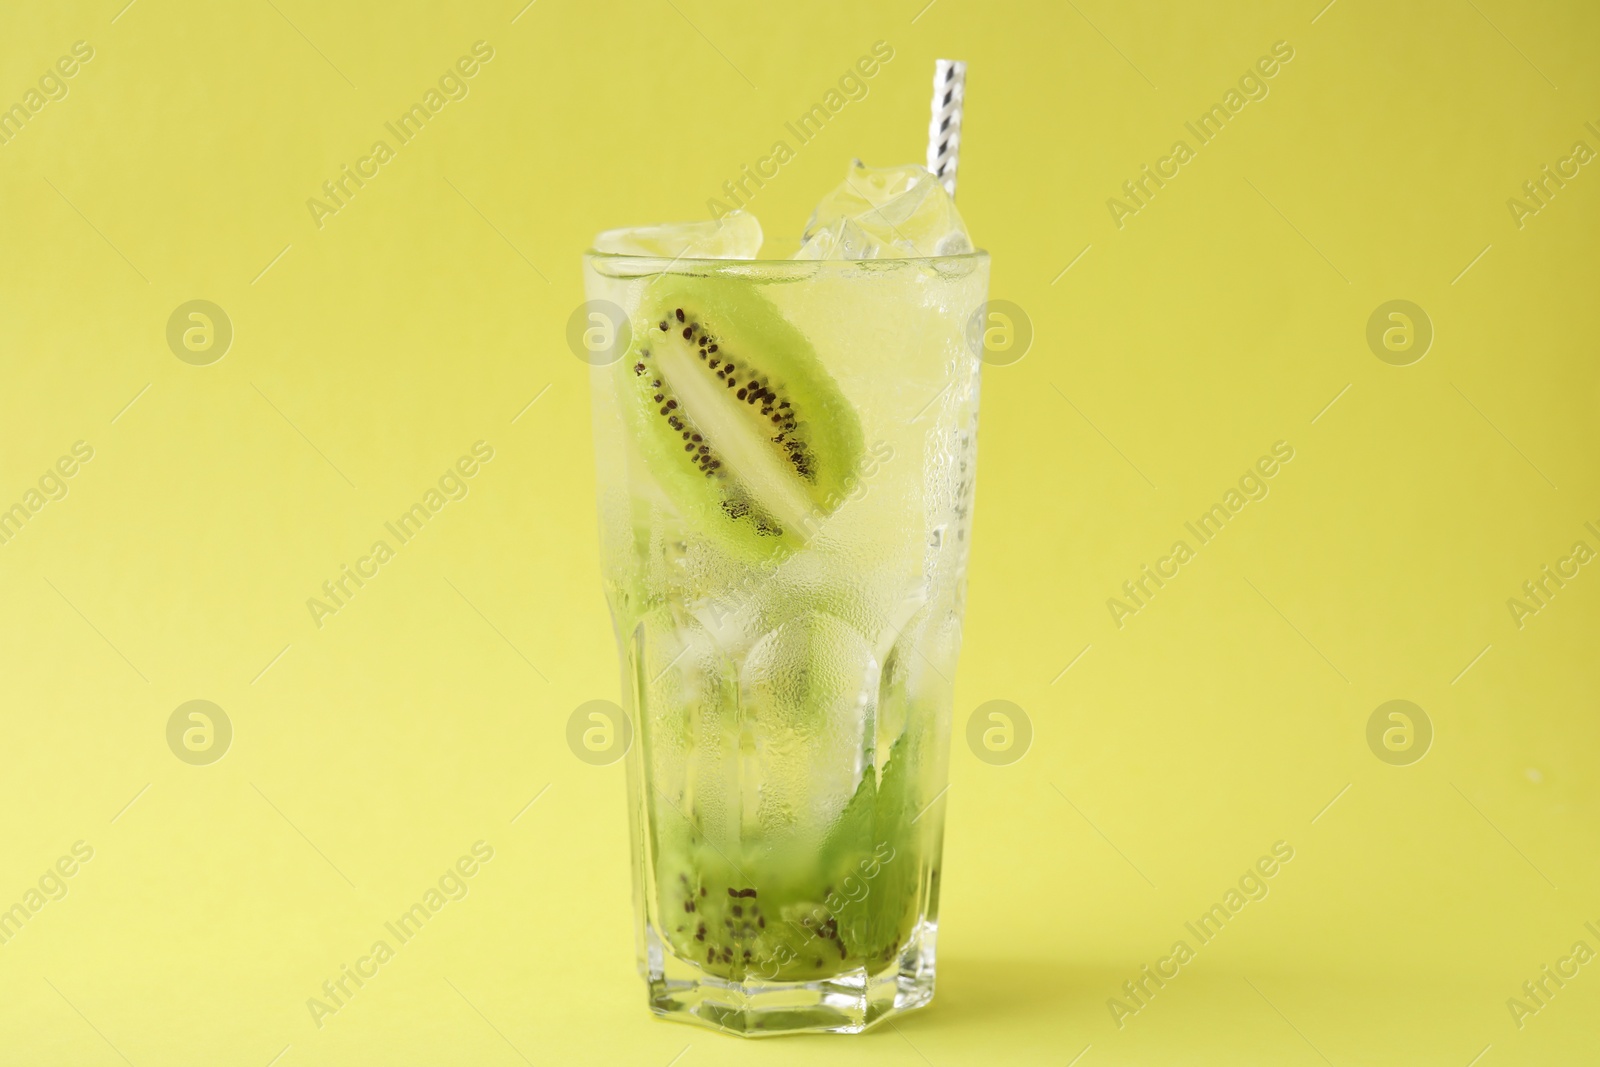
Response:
[[643, 918, 938, 1036]]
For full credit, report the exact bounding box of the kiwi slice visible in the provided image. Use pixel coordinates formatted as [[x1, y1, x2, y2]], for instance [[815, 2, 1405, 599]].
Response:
[[621, 274, 864, 558], [652, 755, 920, 982]]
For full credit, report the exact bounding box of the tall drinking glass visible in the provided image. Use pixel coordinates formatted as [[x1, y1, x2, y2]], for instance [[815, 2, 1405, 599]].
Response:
[[582, 249, 987, 1035]]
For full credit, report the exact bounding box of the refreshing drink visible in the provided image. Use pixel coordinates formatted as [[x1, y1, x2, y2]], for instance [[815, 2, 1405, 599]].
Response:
[[583, 145, 985, 1035]]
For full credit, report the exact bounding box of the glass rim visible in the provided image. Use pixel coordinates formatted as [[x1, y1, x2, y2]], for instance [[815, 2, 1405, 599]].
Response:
[[583, 248, 990, 270]]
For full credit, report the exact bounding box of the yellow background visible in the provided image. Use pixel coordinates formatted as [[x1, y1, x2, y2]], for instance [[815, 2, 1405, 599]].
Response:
[[2, 0, 1597, 1063]]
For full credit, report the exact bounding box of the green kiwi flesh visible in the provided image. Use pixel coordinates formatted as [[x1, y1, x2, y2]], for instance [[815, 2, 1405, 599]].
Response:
[[652, 743, 921, 982], [621, 273, 864, 558]]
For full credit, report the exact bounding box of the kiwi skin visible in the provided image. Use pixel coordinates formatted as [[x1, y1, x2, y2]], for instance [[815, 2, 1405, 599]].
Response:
[[619, 273, 864, 560]]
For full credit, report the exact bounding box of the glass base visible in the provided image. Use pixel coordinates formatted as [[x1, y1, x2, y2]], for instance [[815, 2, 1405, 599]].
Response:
[[643, 918, 938, 1036]]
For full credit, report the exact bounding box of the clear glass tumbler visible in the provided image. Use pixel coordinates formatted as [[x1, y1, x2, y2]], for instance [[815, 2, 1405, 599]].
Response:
[[582, 249, 987, 1035]]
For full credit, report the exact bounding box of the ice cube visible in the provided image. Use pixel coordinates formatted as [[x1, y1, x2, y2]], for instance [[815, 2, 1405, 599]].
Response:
[[593, 210, 763, 259], [739, 611, 878, 840], [796, 160, 972, 260]]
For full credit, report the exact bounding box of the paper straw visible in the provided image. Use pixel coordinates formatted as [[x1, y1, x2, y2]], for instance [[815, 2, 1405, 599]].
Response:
[[927, 59, 966, 197]]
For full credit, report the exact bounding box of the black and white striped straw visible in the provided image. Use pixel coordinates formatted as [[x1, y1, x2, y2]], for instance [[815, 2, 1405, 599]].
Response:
[[927, 59, 966, 197]]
